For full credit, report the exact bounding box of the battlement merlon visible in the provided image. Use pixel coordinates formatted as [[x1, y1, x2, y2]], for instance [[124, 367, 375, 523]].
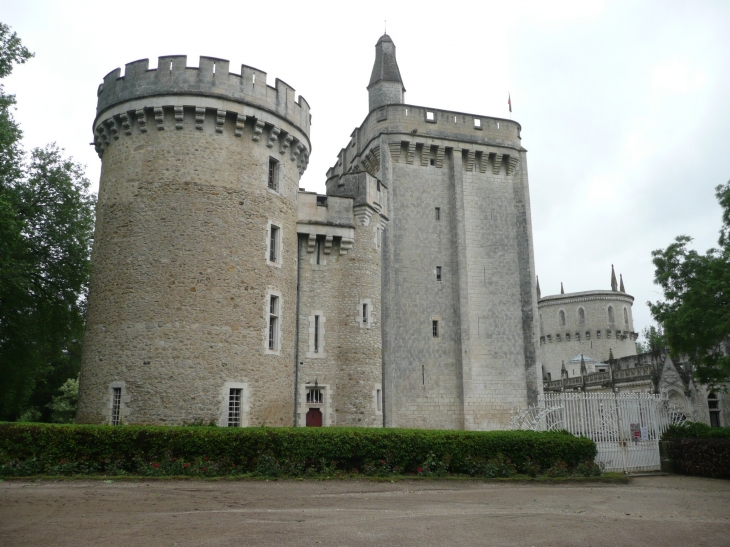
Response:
[[96, 56, 311, 140], [326, 103, 523, 179]]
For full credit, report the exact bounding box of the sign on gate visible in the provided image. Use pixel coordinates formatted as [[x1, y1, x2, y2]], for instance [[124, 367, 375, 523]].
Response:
[[534, 392, 678, 473]]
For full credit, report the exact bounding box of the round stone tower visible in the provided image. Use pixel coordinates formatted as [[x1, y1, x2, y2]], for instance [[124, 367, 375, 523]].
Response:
[[76, 56, 311, 426]]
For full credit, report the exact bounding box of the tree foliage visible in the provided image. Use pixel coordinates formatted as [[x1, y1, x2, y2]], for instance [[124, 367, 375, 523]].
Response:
[[0, 23, 95, 420], [649, 182, 730, 389]]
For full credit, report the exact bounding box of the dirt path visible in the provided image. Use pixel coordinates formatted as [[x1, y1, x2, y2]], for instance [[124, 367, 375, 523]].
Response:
[[1, 475, 729, 546]]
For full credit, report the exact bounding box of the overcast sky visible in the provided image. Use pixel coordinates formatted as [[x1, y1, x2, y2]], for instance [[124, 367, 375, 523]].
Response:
[[3, 0, 729, 338]]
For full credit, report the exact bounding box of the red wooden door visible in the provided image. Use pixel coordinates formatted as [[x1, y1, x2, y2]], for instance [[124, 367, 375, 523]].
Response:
[[306, 408, 323, 427]]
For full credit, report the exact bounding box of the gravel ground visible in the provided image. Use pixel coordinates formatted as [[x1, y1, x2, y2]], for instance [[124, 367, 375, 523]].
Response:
[[1, 475, 729, 546]]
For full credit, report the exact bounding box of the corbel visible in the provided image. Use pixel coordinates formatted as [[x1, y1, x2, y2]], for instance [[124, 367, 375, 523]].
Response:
[[492, 153, 503, 175], [154, 107, 165, 131], [280, 134, 294, 155], [252, 119, 265, 142], [135, 109, 148, 133], [119, 112, 132, 135], [195, 107, 205, 130], [215, 110, 226, 133], [323, 235, 334, 255], [174, 106, 184, 130], [267, 126, 281, 148], [234, 113, 246, 137]]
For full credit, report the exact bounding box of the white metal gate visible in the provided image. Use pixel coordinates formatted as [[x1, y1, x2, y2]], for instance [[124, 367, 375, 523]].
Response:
[[538, 392, 676, 473]]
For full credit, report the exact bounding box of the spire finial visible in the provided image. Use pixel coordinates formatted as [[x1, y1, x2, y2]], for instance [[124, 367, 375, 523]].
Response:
[[384, 19, 386, 34], [619, 273, 625, 293], [611, 264, 618, 292], [580, 354, 587, 375], [560, 282, 564, 295], [536, 275, 541, 300]]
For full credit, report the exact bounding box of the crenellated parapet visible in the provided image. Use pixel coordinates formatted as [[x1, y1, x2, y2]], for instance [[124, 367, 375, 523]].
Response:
[[92, 56, 311, 171], [97, 56, 310, 134], [325, 103, 523, 182]]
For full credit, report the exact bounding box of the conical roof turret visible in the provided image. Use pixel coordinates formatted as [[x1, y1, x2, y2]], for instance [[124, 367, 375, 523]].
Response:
[[368, 34, 405, 111], [368, 34, 405, 90]]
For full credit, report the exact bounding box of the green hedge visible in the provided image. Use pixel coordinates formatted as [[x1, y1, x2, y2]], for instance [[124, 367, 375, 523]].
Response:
[[661, 422, 730, 479], [662, 421, 730, 440], [0, 423, 597, 478], [665, 438, 730, 479]]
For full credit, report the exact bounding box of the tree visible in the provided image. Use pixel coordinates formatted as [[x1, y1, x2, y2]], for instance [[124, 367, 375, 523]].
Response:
[[649, 181, 730, 390], [635, 325, 666, 355], [0, 23, 96, 421]]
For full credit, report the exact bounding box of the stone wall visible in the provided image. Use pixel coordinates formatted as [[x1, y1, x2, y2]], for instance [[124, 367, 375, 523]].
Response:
[[295, 186, 384, 427], [77, 60, 310, 426]]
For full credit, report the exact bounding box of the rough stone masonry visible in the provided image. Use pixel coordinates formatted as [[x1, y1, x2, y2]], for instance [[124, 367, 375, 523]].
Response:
[[76, 34, 541, 430]]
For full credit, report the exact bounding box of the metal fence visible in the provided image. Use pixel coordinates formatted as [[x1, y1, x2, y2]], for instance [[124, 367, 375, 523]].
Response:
[[537, 392, 677, 473]]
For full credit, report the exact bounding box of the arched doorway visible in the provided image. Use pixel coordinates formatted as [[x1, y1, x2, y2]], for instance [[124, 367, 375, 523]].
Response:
[[306, 408, 323, 427]]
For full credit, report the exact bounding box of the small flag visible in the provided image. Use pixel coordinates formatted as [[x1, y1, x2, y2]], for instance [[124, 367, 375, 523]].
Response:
[[508, 94, 512, 113]]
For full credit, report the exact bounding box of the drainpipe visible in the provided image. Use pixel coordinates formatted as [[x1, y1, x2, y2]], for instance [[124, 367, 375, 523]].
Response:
[[293, 234, 303, 426]]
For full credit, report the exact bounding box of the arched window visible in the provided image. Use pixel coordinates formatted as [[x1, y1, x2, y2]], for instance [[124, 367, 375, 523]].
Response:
[[623, 307, 629, 326], [608, 306, 615, 324], [559, 310, 565, 326], [578, 308, 585, 326], [708, 392, 721, 427]]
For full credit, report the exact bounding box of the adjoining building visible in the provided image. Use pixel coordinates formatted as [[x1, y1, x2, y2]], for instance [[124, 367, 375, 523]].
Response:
[[538, 268, 729, 428], [537, 265, 638, 382], [76, 34, 541, 430]]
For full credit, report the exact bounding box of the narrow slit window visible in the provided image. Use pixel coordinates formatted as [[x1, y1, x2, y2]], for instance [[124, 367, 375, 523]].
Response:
[[268, 295, 279, 350], [314, 315, 320, 353], [269, 225, 280, 263], [376, 389, 382, 412], [436, 266, 442, 281], [268, 158, 279, 191], [227, 388, 242, 427], [432, 320, 439, 338], [362, 303, 368, 324], [315, 237, 321, 264], [111, 387, 122, 425], [435, 207, 440, 221]]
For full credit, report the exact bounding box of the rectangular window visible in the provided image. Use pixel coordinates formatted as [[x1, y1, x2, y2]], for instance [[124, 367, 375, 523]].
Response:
[[547, 372, 552, 381], [426, 111, 435, 121], [111, 387, 122, 426], [227, 388, 242, 427], [268, 295, 279, 350], [314, 315, 320, 353], [376, 389, 382, 412], [307, 387, 323, 404], [597, 330, 602, 340], [436, 266, 442, 281], [474, 118, 482, 128], [268, 158, 279, 191], [362, 303, 368, 324], [432, 320, 439, 338], [269, 225, 280, 263], [435, 207, 440, 220]]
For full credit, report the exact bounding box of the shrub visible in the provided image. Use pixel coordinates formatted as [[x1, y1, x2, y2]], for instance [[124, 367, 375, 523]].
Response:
[[665, 438, 730, 479], [662, 421, 730, 440], [661, 421, 730, 479], [0, 423, 596, 478]]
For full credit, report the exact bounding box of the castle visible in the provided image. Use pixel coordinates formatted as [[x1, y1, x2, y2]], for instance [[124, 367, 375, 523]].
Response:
[[76, 34, 539, 429]]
